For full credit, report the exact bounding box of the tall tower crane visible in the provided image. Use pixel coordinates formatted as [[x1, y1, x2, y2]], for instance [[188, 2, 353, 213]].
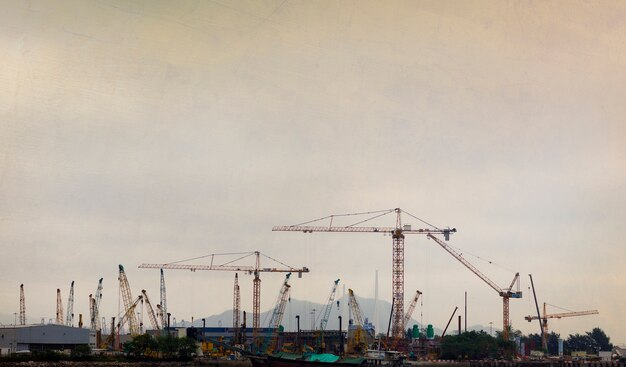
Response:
[[233, 273, 241, 344], [56, 289, 64, 324], [525, 303, 599, 349], [426, 234, 521, 340], [273, 208, 455, 338], [141, 290, 161, 333], [19, 284, 26, 325], [160, 269, 167, 328], [139, 251, 309, 335], [66, 281, 75, 327], [118, 264, 140, 335], [266, 273, 292, 353]]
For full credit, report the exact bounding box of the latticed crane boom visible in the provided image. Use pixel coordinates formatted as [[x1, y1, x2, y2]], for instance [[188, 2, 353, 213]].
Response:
[[319, 279, 340, 331], [273, 208, 455, 338], [19, 284, 26, 325], [56, 289, 64, 325], [426, 233, 521, 340], [66, 281, 75, 327], [118, 265, 140, 335], [266, 273, 292, 353], [404, 290, 422, 327], [141, 290, 161, 332]]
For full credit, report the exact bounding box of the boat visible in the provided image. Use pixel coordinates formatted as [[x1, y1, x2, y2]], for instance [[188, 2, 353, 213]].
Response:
[[249, 352, 368, 367]]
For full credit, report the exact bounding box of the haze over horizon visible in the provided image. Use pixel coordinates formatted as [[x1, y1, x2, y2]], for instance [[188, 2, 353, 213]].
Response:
[[1, 0, 625, 345]]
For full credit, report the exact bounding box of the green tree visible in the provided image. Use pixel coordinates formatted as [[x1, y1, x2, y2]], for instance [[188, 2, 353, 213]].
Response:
[[70, 344, 92, 359], [441, 331, 502, 360], [177, 337, 199, 359], [586, 328, 613, 351], [565, 333, 598, 354], [157, 334, 179, 359]]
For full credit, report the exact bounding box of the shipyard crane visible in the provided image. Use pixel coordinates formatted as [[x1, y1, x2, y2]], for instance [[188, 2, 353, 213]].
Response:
[[426, 234, 521, 340], [347, 289, 368, 354], [525, 303, 599, 350], [56, 289, 64, 324], [19, 284, 26, 325], [118, 264, 140, 335], [160, 269, 167, 328], [266, 273, 292, 353], [273, 208, 455, 338], [139, 251, 309, 336], [66, 281, 75, 327], [141, 290, 161, 333]]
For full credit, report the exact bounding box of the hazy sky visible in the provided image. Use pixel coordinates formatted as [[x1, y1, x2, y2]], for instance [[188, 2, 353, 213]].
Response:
[[1, 0, 625, 344]]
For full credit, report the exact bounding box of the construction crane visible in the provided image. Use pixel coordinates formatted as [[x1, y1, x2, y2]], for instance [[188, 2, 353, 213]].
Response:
[[56, 289, 64, 324], [115, 294, 144, 348], [347, 289, 368, 354], [315, 279, 340, 352], [66, 281, 75, 327], [404, 290, 422, 327], [526, 304, 599, 349], [118, 264, 140, 335], [319, 279, 340, 331], [90, 278, 103, 331], [139, 251, 309, 335], [19, 284, 26, 325], [141, 290, 161, 333], [426, 234, 521, 340], [266, 273, 292, 353], [233, 273, 241, 344], [273, 208, 455, 338], [160, 269, 167, 328]]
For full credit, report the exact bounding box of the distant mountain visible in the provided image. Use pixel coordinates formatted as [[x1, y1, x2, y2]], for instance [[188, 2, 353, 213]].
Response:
[[177, 294, 446, 336]]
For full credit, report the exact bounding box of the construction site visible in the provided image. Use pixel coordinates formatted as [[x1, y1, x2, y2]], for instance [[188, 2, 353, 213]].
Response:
[[2, 208, 611, 365]]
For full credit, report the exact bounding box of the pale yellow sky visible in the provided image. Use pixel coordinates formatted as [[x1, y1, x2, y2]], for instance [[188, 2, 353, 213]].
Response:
[[1, 0, 625, 343]]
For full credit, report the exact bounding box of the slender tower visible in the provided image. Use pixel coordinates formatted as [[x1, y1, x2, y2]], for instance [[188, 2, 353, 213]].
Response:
[[233, 273, 241, 343], [19, 284, 26, 325], [374, 270, 379, 333], [56, 289, 64, 324], [66, 281, 75, 326], [160, 269, 167, 328]]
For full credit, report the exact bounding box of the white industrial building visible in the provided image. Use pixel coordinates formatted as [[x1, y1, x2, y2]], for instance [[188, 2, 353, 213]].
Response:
[[0, 324, 90, 356]]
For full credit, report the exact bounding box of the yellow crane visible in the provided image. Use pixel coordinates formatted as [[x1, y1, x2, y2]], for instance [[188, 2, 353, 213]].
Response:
[[525, 303, 598, 350], [139, 251, 308, 337], [141, 289, 161, 334], [347, 289, 368, 354], [273, 208, 455, 338]]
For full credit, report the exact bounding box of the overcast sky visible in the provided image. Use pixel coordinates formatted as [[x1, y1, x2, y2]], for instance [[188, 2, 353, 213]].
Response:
[[1, 0, 625, 344]]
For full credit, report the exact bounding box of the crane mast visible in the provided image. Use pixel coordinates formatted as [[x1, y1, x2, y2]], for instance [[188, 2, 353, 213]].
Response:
[[66, 281, 75, 326], [273, 208, 455, 338], [233, 273, 241, 344], [118, 264, 140, 335], [160, 269, 167, 328], [56, 289, 64, 325], [19, 284, 26, 325], [426, 234, 521, 340]]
